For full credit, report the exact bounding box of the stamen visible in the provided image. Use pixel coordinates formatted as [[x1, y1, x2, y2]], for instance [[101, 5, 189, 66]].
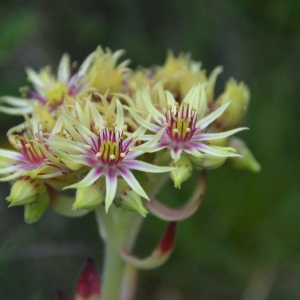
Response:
[[110, 154, 115, 160], [84, 145, 92, 150], [120, 153, 125, 158], [96, 152, 102, 158], [162, 104, 199, 143]]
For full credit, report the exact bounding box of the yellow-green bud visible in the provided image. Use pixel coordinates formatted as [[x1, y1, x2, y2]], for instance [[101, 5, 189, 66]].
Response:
[[228, 137, 261, 172], [170, 155, 193, 188], [214, 79, 250, 130], [115, 179, 148, 217], [73, 178, 105, 210], [6, 177, 44, 206], [24, 193, 50, 224]]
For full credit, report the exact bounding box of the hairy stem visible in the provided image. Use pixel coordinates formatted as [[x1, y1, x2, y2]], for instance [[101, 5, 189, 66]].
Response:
[[95, 173, 169, 300], [96, 207, 141, 300]]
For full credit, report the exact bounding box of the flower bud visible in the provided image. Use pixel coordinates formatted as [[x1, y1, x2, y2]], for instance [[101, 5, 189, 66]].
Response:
[[214, 79, 250, 130], [227, 137, 261, 172], [73, 178, 105, 210], [87, 46, 127, 94], [24, 192, 50, 224], [115, 180, 148, 217], [170, 155, 193, 188], [75, 258, 101, 300], [6, 177, 44, 206]]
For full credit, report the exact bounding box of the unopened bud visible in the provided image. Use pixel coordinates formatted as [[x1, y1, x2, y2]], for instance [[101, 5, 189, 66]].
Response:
[[24, 192, 50, 224], [6, 178, 44, 206], [73, 178, 105, 210], [214, 79, 250, 130], [170, 155, 193, 188]]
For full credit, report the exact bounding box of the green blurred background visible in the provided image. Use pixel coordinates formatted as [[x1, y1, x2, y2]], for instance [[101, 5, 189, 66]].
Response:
[[0, 0, 299, 299]]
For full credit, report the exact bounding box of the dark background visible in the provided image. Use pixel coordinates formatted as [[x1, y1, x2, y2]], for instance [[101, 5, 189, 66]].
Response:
[[0, 0, 299, 299]]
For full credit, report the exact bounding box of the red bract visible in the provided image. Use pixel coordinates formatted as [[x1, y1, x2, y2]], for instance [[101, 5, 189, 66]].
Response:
[[56, 258, 100, 300], [75, 258, 101, 299], [158, 222, 177, 255]]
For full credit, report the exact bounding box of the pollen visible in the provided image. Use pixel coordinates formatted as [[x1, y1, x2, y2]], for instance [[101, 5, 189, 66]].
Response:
[[120, 152, 126, 158], [84, 145, 92, 150], [110, 154, 115, 160], [96, 152, 102, 158]]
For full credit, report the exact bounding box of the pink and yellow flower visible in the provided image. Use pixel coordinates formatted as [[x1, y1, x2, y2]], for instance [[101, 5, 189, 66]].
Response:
[[128, 84, 247, 162], [0, 52, 95, 114], [48, 100, 174, 212]]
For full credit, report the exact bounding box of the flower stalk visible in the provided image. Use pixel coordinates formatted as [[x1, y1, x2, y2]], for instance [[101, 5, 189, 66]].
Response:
[[95, 206, 142, 300]]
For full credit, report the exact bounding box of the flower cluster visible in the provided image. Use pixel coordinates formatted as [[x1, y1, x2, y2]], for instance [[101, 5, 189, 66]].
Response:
[[0, 46, 260, 223]]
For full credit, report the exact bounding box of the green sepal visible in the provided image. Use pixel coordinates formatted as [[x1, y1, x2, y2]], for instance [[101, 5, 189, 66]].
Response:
[[115, 179, 148, 217], [24, 192, 50, 224]]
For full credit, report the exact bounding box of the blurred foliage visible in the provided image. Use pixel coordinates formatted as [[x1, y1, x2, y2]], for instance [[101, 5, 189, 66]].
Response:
[[0, 0, 299, 299]]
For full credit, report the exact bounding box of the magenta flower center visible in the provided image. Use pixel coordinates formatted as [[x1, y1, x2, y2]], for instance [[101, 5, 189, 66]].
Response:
[[161, 105, 198, 143], [87, 126, 132, 166]]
